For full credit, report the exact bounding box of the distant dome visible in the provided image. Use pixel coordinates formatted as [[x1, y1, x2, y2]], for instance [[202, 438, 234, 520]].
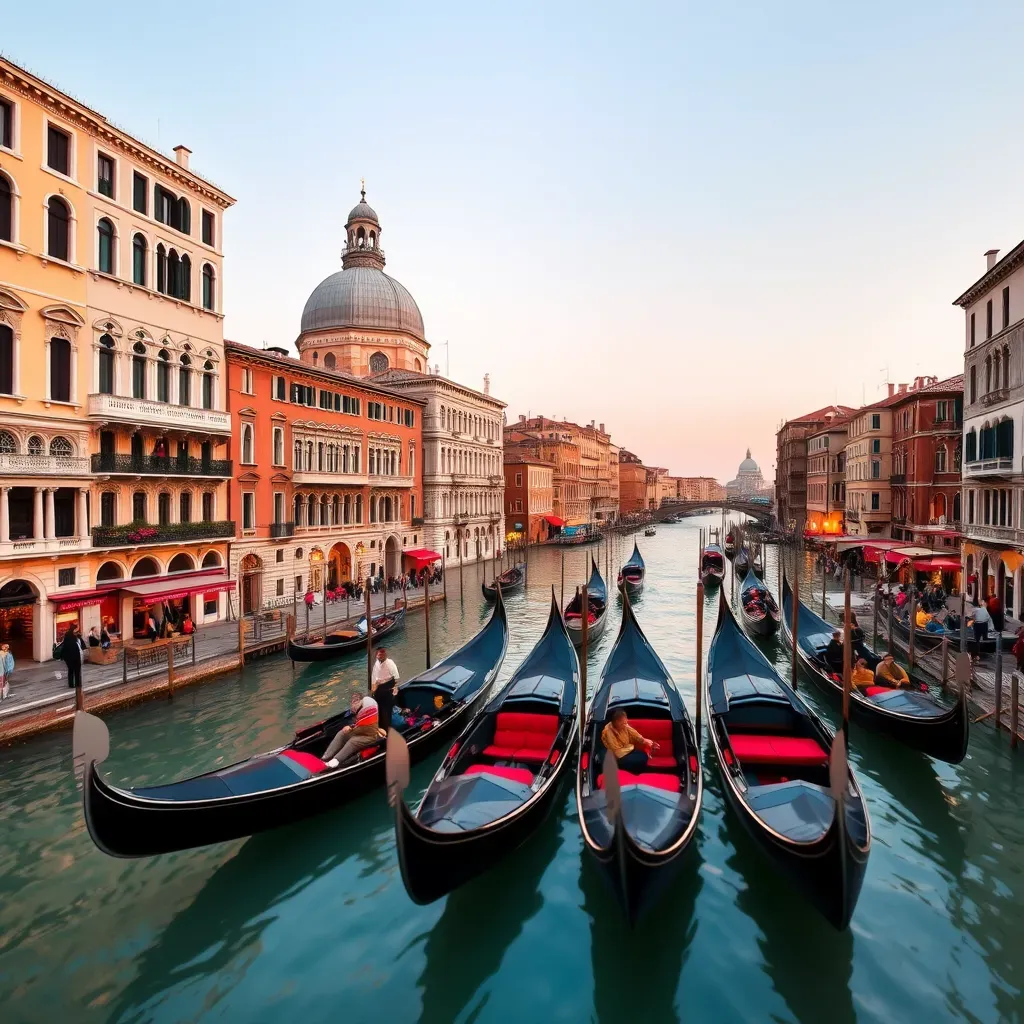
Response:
[[738, 448, 759, 473], [300, 267, 425, 339]]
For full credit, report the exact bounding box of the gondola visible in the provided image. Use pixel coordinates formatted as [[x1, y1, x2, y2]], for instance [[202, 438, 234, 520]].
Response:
[[781, 576, 969, 764], [483, 563, 525, 601], [724, 532, 736, 558], [707, 596, 871, 930], [577, 594, 702, 923], [734, 547, 751, 578], [286, 607, 406, 662], [616, 542, 645, 595], [391, 593, 579, 903], [564, 556, 609, 647], [73, 593, 509, 857], [888, 605, 997, 656], [644, 526, 657, 537], [739, 566, 781, 637], [700, 544, 726, 587]]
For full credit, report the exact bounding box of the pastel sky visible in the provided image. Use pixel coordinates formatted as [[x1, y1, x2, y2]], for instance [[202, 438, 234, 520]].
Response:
[[7, 1, 1024, 483]]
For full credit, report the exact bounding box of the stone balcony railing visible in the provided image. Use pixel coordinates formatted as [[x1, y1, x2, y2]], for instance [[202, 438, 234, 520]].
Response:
[[369, 473, 414, 488], [0, 453, 90, 476], [88, 393, 232, 434], [963, 456, 1015, 478], [965, 523, 1024, 546], [270, 521, 295, 538], [0, 536, 86, 558], [91, 453, 233, 477], [981, 388, 1010, 407], [292, 471, 369, 487]]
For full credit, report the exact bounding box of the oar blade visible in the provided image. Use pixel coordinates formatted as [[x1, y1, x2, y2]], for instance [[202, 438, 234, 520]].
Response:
[[72, 711, 110, 789], [828, 730, 848, 802], [603, 753, 622, 823], [385, 727, 410, 807]]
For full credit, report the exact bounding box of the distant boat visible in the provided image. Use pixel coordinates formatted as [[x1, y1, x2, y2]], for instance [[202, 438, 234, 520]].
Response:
[[644, 526, 657, 537], [483, 563, 526, 601], [701, 545, 726, 587], [616, 543, 645, 595], [738, 567, 780, 637], [287, 608, 406, 662], [564, 556, 609, 646]]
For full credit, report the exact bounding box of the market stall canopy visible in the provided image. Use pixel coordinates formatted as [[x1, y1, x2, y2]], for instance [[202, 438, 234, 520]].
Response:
[[544, 515, 566, 527], [916, 556, 962, 572], [883, 546, 936, 565], [122, 572, 236, 604], [859, 540, 906, 562], [403, 548, 441, 570], [48, 588, 107, 613]]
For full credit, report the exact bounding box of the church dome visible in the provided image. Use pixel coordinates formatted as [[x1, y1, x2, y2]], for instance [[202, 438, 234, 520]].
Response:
[[738, 449, 759, 473], [347, 200, 379, 224], [300, 267, 425, 339]]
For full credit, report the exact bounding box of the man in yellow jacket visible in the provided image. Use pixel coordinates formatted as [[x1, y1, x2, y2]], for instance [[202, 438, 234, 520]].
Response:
[[601, 708, 660, 772], [874, 654, 911, 689]]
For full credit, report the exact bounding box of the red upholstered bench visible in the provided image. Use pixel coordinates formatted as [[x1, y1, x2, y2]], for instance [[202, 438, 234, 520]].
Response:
[[484, 712, 560, 763], [464, 764, 534, 785], [729, 734, 827, 766], [864, 685, 890, 697], [630, 718, 676, 768], [281, 749, 327, 774], [597, 771, 680, 794]]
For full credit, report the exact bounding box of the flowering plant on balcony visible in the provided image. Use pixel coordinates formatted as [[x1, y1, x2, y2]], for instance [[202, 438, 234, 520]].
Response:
[[127, 526, 159, 542]]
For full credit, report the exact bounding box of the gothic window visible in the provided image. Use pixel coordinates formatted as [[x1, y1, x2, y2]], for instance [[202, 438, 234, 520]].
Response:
[[0, 430, 14, 453], [28, 435, 43, 456], [49, 436, 72, 457], [202, 263, 215, 310], [369, 351, 389, 374], [132, 342, 146, 399]]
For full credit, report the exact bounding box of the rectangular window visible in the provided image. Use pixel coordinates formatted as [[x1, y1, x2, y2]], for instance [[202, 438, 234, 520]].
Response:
[[242, 492, 255, 530], [1003, 286, 1010, 329], [935, 447, 947, 473], [97, 153, 115, 198], [987, 299, 993, 338], [133, 171, 148, 214], [295, 575, 303, 594], [514, 499, 523, 512], [132, 492, 146, 521], [871, 414, 880, 430], [276, 549, 285, 563], [58, 567, 76, 588], [202, 209, 215, 246], [276, 578, 285, 597], [984, 489, 991, 524], [871, 460, 880, 479], [132, 357, 146, 399], [274, 375, 286, 401], [100, 492, 116, 527], [968, 490, 975, 524], [936, 400, 947, 422], [515, 472, 523, 487], [273, 491, 284, 523], [871, 439, 880, 454], [871, 492, 880, 511], [47, 124, 70, 175], [319, 389, 332, 410], [0, 97, 12, 149]]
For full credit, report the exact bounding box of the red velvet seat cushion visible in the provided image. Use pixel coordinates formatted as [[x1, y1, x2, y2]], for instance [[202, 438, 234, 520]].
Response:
[[596, 770, 681, 793], [864, 685, 890, 697], [514, 748, 551, 763], [489, 712, 560, 763], [646, 755, 676, 768], [464, 764, 533, 785], [630, 718, 673, 743], [729, 734, 827, 766], [482, 745, 519, 760], [281, 750, 327, 774]]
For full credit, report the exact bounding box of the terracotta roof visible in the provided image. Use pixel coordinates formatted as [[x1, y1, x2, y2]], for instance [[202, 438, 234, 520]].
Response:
[[790, 404, 856, 424]]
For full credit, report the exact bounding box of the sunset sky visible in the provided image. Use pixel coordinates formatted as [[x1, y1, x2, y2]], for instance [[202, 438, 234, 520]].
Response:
[[8, 1, 1024, 482]]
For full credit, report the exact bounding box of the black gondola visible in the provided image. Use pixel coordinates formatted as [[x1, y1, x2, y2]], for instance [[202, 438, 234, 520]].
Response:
[[739, 566, 781, 637], [888, 605, 997, 656], [644, 526, 657, 537], [707, 596, 871, 930], [616, 542, 645, 595], [565, 556, 609, 647], [482, 563, 525, 601], [576, 595, 702, 923], [782, 576, 969, 764], [700, 544, 726, 587], [392, 593, 579, 903], [73, 594, 509, 857], [286, 607, 406, 662], [734, 547, 751, 578], [724, 532, 736, 558]]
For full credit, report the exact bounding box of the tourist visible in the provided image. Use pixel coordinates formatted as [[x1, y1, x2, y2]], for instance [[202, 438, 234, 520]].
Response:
[[88, 626, 102, 647], [323, 691, 381, 767], [146, 613, 159, 643], [986, 592, 1005, 633], [915, 605, 932, 629], [848, 612, 865, 645], [56, 624, 87, 692], [824, 631, 845, 672], [1013, 628, 1024, 674], [371, 646, 400, 728], [852, 657, 875, 689], [600, 708, 660, 772], [971, 599, 992, 646], [0, 643, 13, 700], [181, 614, 195, 636], [875, 653, 910, 689]]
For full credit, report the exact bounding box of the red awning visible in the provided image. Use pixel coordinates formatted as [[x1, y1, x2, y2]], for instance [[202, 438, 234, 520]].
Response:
[[544, 515, 566, 527], [403, 548, 441, 569], [122, 571, 236, 604], [916, 556, 962, 572], [48, 588, 107, 613]]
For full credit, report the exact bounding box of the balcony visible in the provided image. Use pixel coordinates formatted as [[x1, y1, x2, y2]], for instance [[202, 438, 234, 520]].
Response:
[[370, 473, 414, 488], [454, 513, 469, 526], [292, 471, 368, 487], [890, 473, 906, 484], [488, 475, 504, 485], [91, 454, 233, 477], [964, 457, 1015, 478], [981, 388, 1010, 407], [0, 453, 90, 477], [92, 520, 235, 547], [965, 523, 1024, 546], [0, 536, 86, 558], [270, 521, 295, 538], [88, 393, 231, 434], [411, 517, 424, 527]]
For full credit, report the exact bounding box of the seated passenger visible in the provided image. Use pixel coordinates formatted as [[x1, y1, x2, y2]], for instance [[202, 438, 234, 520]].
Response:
[[824, 632, 845, 671], [323, 691, 381, 768], [851, 657, 875, 688], [916, 606, 931, 629], [600, 708, 660, 772], [925, 614, 946, 633], [874, 653, 911, 689]]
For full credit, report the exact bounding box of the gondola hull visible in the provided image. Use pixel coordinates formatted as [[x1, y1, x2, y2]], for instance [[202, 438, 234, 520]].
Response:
[[566, 608, 608, 646], [616, 572, 644, 596], [482, 564, 525, 601], [739, 605, 780, 637], [701, 567, 725, 588], [287, 608, 406, 662], [782, 578, 969, 764], [739, 568, 780, 637]]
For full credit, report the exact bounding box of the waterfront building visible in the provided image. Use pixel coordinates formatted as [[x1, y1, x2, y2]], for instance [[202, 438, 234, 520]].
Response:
[[504, 426, 582, 527], [956, 245, 1024, 610], [675, 476, 727, 502], [725, 450, 769, 499], [890, 375, 963, 550], [0, 58, 234, 660], [503, 450, 555, 543], [225, 342, 423, 609], [617, 449, 649, 513], [805, 420, 849, 537], [775, 405, 854, 534], [294, 189, 503, 566]]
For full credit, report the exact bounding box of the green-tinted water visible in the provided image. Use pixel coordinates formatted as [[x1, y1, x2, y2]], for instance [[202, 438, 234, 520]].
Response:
[[1, 519, 1022, 1023]]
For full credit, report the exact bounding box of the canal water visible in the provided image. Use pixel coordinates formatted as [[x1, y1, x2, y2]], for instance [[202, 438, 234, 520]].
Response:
[[1, 517, 1022, 1023]]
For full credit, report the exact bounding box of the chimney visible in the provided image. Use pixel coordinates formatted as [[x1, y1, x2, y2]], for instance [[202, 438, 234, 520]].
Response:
[[519, 414, 526, 423], [898, 382, 907, 394], [888, 383, 895, 398], [986, 249, 1000, 271], [173, 145, 191, 169], [599, 423, 605, 433], [483, 373, 490, 395]]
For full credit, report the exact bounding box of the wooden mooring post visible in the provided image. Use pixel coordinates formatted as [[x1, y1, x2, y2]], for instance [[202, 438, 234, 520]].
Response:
[[238, 615, 246, 668], [424, 565, 432, 669], [695, 579, 704, 744], [995, 642, 1004, 728], [167, 640, 175, 699], [1011, 673, 1019, 749], [940, 634, 949, 691], [908, 591, 917, 670], [791, 569, 800, 688], [365, 587, 374, 692]]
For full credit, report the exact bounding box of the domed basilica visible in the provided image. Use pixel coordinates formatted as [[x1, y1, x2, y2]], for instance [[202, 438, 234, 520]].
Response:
[[726, 449, 768, 498]]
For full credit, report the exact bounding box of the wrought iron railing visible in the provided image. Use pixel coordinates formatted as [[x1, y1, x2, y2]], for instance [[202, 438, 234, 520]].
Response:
[[92, 520, 235, 546], [91, 453, 233, 477]]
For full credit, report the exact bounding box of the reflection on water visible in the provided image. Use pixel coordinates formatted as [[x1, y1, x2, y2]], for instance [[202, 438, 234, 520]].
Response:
[[0, 522, 1022, 1022]]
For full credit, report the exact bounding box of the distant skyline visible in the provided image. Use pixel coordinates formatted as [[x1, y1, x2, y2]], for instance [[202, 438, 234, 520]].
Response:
[[6, 2, 1022, 480]]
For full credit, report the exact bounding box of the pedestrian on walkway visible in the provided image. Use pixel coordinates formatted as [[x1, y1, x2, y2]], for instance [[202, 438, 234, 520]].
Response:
[[1013, 627, 1024, 674], [56, 624, 87, 692], [0, 643, 13, 700]]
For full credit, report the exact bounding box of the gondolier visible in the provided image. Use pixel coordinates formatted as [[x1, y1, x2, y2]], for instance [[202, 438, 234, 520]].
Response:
[[371, 647, 400, 728]]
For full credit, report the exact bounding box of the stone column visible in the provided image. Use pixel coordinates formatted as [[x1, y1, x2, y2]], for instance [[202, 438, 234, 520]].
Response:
[[0, 486, 8, 543], [33, 488, 43, 540], [77, 488, 89, 539], [44, 487, 56, 540]]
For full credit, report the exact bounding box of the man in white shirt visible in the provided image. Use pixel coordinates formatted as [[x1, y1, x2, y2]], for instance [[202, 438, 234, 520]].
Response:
[[371, 646, 401, 730]]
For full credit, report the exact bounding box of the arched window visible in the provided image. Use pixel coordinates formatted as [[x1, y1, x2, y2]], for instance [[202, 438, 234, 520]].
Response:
[[370, 496, 377, 522], [368, 230, 376, 248], [27, 435, 43, 456], [356, 226, 365, 247], [0, 430, 15, 453], [324, 352, 336, 370], [294, 493, 303, 526], [131, 557, 159, 578], [273, 427, 284, 466], [132, 342, 146, 399], [178, 353, 191, 406], [49, 436, 72, 458], [969, 365, 976, 404], [50, 337, 71, 402], [158, 492, 171, 525], [169, 552, 195, 573], [0, 174, 13, 243], [369, 351, 389, 374], [202, 263, 215, 310], [177, 197, 191, 235], [132, 234, 147, 286], [97, 560, 124, 581], [47, 196, 70, 261], [241, 423, 254, 464], [180, 253, 191, 301], [986, 356, 992, 393], [355, 494, 363, 523], [332, 495, 340, 524], [97, 217, 114, 274], [156, 243, 167, 293], [132, 491, 146, 521], [312, 352, 319, 366], [1004, 346, 1011, 389], [307, 495, 316, 525], [157, 349, 170, 402], [294, 439, 302, 469], [202, 360, 214, 409], [953, 491, 962, 523], [98, 334, 115, 395]]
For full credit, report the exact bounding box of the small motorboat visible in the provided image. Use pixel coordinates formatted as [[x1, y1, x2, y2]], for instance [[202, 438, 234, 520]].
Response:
[[483, 563, 525, 601], [738, 567, 781, 637], [564, 556, 609, 647], [287, 608, 406, 662], [616, 543, 646, 595], [701, 545, 726, 587], [644, 527, 657, 537]]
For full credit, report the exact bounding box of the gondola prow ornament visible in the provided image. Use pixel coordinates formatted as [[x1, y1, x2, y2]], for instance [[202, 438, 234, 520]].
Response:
[[386, 728, 411, 808]]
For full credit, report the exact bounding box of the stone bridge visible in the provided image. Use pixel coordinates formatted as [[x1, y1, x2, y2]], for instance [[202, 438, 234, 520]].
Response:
[[655, 499, 775, 525]]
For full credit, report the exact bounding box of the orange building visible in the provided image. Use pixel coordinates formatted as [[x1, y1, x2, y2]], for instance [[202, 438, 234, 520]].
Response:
[[618, 449, 659, 513], [503, 449, 555, 543], [225, 342, 424, 610]]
